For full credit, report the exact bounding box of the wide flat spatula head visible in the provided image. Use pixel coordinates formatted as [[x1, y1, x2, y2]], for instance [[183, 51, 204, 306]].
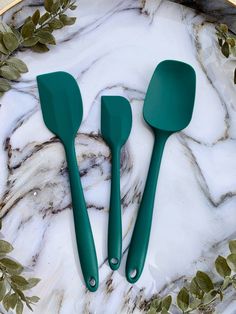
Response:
[[37, 71, 83, 143], [143, 60, 196, 132], [101, 96, 132, 149]]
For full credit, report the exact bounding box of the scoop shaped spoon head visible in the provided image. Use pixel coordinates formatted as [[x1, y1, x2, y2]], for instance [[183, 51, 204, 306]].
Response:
[[143, 60, 196, 132], [37, 71, 83, 143], [101, 96, 132, 149]]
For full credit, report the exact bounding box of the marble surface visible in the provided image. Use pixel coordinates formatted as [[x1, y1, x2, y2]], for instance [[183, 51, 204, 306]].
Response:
[[1, 0, 236, 313], [168, 0, 236, 32]]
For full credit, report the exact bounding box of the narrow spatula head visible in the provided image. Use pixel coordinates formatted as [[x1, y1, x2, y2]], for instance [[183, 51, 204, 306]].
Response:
[[143, 60, 196, 132], [37, 71, 83, 143], [101, 96, 132, 149]]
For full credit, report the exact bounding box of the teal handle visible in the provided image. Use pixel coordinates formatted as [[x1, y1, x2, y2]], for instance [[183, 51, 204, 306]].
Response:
[[64, 140, 98, 292], [126, 130, 170, 283], [108, 147, 122, 270]]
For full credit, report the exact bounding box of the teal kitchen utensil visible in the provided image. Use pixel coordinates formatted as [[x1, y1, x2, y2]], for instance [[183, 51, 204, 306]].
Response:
[[37, 72, 99, 292], [101, 96, 132, 270], [126, 60, 196, 283]]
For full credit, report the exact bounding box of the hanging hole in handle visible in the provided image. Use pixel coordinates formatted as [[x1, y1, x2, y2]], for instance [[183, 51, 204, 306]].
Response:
[[89, 277, 96, 287], [129, 269, 137, 279], [110, 258, 119, 265]]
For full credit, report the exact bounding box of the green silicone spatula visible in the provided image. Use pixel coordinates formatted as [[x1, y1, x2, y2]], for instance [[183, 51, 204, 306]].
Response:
[[101, 96, 132, 270], [126, 60, 196, 283], [37, 72, 99, 292]]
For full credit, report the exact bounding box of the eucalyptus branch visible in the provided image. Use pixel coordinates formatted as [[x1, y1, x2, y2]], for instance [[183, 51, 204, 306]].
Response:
[[216, 23, 236, 84], [0, 0, 77, 96], [0, 220, 40, 314], [147, 240, 236, 314]]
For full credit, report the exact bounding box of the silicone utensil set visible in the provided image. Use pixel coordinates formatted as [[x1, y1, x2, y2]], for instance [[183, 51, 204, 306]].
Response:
[[37, 60, 196, 291]]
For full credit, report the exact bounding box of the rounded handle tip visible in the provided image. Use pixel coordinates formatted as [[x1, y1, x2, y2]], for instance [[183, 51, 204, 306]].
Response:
[[126, 267, 141, 284], [86, 276, 98, 292], [109, 257, 120, 270]]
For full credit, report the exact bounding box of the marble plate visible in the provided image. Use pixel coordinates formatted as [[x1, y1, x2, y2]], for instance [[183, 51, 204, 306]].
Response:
[[1, 0, 236, 313], [0, 0, 23, 15]]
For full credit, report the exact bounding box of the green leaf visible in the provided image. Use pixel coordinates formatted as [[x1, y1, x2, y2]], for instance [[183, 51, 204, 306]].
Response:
[[61, 0, 69, 7], [23, 277, 41, 290], [41, 26, 53, 33], [11, 275, 29, 287], [31, 42, 49, 53], [6, 57, 28, 73], [15, 288, 26, 301], [8, 293, 18, 309], [3, 294, 11, 311], [148, 308, 157, 314], [0, 239, 13, 253], [221, 42, 230, 58], [21, 20, 35, 38], [218, 38, 223, 47], [227, 254, 236, 272], [12, 29, 22, 41], [49, 18, 64, 29], [219, 24, 229, 33], [190, 277, 202, 298], [44, 0, 54, 12], [195, 271, 214, 293], [215, 256, 231, 277], [51, 1, 60, 13], [27, 295, 40, 303], [59, 14, 76, 26], [227, 38, 235, 47], [0, 258, 23, 272], [2, 32, 19, 51], [177, 287, 189, 312], [22, 36, 39, 47], [26, 301, 33, 311], [32, 9, 40, 25], [0, 65, 21, 80], [0, 41, 8, 54], [229, 240, 236, 253], [39, 12, 50, 25], [162, 295, 172, 311], [37, 30, 56, 45], [16, 299, 23, 314], [202, 290, 217, 305], [150, 298, 162, 312], [70, 4, 77, 10], [2, 294, 10, 312], [0, 22, 12, 33], [222, 276, 231, 290], [0, 280, 6, 301]]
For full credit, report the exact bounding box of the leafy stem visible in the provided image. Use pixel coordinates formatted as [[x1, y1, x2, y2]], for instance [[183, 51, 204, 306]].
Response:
[[0, 220, 40, 314], [216, 23, 236, 84], [0, 0, 77, 96], [37, 0, 73, 30], [147, 240, 236, 314]]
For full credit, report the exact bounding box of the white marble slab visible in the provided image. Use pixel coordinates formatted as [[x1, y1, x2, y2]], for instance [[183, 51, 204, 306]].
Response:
[[1, 0, 236, 313]]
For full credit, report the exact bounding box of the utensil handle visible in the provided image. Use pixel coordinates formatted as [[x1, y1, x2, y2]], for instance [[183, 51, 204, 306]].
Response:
[[65, 141, 98, 292], [126, 130, 169, 283], [108, 147, 122, 270]]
